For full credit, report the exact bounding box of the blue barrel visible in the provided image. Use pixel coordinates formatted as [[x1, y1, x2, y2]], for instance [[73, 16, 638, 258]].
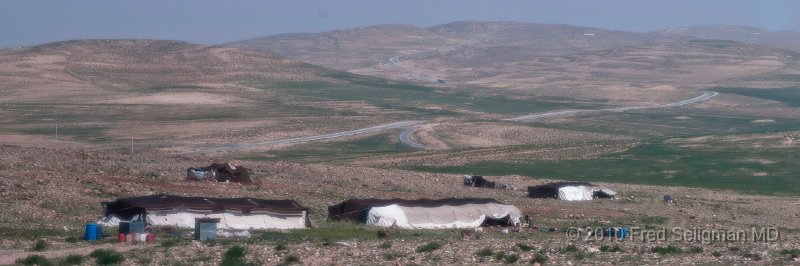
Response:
[[618, 227, 628, 239], [85, 223, 99, 240]]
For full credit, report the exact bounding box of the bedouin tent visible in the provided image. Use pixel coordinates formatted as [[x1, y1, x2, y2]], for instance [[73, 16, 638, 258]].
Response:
[[99, 194, 309, 230], [328, 198, 521, 229], [463, 175, 496, 188], [527, 182, 617, 201], [187, 162, 251, 183]]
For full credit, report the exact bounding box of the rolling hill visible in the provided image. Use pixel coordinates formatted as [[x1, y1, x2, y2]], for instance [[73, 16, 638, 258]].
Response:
[[0, 39, 331, 103], [659, 25, 800, 52], [228, 21, 800, 89]]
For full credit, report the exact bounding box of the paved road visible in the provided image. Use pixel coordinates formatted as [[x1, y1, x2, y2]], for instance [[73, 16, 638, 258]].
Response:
[[188, 120, 425, 154], [504, 91, 719, 122], [398, 126, 427, 149]]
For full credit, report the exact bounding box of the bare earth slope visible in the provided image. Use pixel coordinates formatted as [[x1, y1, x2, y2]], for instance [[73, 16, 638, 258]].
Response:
[[660, 25, 800, 52], [228, 21, 800, 90], [0, 39, 330, 103]]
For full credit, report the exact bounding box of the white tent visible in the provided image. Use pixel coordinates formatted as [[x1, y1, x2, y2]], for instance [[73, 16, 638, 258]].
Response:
[[557, 186, 595, 201], [101, 195, 309, 230], [365, 202, 521, 229], [529, 182, 617, 201]]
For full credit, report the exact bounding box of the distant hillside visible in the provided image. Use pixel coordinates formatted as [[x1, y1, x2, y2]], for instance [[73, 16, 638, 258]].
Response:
[[229, 21, 661, 70], [0, 39, 330, 102], [659, 25, 800, 52], [228, 21, 799, 88]]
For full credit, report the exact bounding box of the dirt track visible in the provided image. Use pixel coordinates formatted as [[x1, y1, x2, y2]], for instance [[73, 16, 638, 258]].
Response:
[[505, 91, 719, 122], [187, 120, 424, 154]]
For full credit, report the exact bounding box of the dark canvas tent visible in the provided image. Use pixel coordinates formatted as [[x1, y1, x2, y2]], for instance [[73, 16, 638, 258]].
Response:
[[527, 182, 616, 201], [100, 194, 309, 229], [463, 175, 496, 188], [187, 162, 251, 182], [328, 198, 521, 229]]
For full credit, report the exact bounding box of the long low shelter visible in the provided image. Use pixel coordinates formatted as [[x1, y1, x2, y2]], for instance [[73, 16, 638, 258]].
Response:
[[328, 198, 521, 229], [527, 182, 616, 201], [100, 194, 309, 230]]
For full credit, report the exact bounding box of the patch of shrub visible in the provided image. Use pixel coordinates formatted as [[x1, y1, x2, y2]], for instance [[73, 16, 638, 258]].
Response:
[[63, 254, 84, 265], [284, 254, 300, 264], [416, 242, 442, 253], [780, 249, 800, 256], [32, 239, 48, 251], [563, 244, 578, 253], [651, 245, 682, 255], [495, 251, 506, 261], [160, 239, 180, 248], [383, 252, 404, 261], [689, 246, 704, 254], [712, 251, 722, 257], [89, 249, 125, 265], [275, 242, 288, 251], [65, 236, 79, 243], [574, 250, 593, 260], [476, 248, 494, 257], [16, 255, 52, 266], [600, 245, 622, 252], [503, 254, 519, 264], [530, 253, 548, 264], [380, 242, 392, 249], [415, 242, 442, 253], [221, 245, 247, 266], [516, 243, 533, 252]]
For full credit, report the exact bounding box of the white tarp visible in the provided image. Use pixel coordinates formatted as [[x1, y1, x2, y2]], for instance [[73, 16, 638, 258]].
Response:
[[98, 211, 307, 230], [599, 188, 617, 197], [557, 186, 594, 201], [366, 203, 521, 229]]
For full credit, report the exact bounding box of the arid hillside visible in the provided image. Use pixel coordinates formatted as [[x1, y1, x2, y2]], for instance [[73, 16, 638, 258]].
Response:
[[659, 25, 800, 52], [229, 21, 659, 70], [228, 21, 800, 90], [0, 39, 330, 103]]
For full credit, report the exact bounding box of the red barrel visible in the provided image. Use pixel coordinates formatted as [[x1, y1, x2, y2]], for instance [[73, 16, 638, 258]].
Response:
[[119, 233, 125, 243]]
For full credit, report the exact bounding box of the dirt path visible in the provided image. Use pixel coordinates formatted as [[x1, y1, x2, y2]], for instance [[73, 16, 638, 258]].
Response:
[[186, 120, 425, 154], [505, 91, 718, 122], [0, 243, 145, 265]]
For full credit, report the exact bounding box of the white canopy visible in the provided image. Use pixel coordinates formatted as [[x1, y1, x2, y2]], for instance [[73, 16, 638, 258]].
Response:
[[557, 186, 595, 201], [365, 203, 521, 229], [99, 210, 308, 230]]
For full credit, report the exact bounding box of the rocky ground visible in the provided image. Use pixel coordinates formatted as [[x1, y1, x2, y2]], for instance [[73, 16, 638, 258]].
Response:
[[1, 144, 799, 265]]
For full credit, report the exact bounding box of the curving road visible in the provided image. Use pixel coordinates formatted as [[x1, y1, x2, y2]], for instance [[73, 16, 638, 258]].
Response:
[[504, 91, 718, 122], [398, 126, 427, 149], [186, 121, 425, 155], [185, 91, 717, 154]]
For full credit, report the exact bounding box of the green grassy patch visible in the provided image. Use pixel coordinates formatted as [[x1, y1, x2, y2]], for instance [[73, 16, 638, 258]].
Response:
[[264, 72, 597, 116], [19, 125, 109, 143], [715, 87, 800, 107], [412, 138, 800, 195], [651, 245, 682, 255], [415, 242, 442, 253], [535, 111, 800, 138], [240, 132, 416, 163]]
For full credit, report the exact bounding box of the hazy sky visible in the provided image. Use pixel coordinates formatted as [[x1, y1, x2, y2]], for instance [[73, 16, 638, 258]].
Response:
[[1, 0, 799, 48]]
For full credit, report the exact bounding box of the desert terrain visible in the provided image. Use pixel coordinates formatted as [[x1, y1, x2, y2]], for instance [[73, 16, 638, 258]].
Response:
[[1, 22, 800, 265]]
